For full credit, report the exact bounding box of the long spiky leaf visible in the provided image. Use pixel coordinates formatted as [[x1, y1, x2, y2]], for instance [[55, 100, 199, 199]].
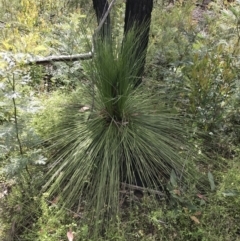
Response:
[[43, 26, 198, 237]]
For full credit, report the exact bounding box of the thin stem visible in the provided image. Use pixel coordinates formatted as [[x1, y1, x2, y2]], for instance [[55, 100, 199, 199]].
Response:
[[11, 74, 31, 179], [233, 18, 240, 56], [120, 182, 165, 197], [12, 74, 23, 155]]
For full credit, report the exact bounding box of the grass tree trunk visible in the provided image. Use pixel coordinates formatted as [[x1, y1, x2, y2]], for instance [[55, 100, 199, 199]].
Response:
[[124, 0, 153, 86], [92, 0, 111, 38]]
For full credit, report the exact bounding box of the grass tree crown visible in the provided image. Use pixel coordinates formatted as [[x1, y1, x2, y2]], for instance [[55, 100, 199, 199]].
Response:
[[44, 26, 197, 237]]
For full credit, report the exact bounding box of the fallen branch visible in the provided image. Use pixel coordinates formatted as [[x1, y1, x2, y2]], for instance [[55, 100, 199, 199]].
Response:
[[28, 52, 92, 65], [120, 182, 165, 197]]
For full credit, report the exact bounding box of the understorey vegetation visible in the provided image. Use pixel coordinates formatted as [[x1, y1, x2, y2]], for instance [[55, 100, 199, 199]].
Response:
[[0, 0, 240, 240]]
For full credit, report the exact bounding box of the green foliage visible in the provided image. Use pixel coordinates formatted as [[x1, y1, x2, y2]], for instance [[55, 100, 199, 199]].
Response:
[[47, 187, 239, 241], [0, 53, 44, 168], [148, 1, 240, 157], [20, 193, 78, 241], [0, 0, 92, 93], [0, 50, 48, 240], [0, 173, 43, 241], [220, 162, 240, 198], [31, 90, 71, 138], [0, 1, 240, 240]]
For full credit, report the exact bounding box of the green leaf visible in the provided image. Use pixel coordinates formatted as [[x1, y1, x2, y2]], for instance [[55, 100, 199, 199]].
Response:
[[170, 169, 177, 187], [222, 190, 240, 197], [0, 101, 7, 107], [208, 171, 215, 191], [200, 199, 206, 206], [34, 155, 47, 165]]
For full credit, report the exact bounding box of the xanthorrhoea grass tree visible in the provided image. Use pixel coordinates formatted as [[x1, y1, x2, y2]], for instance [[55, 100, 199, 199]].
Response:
[[44, 27, 197, 236]]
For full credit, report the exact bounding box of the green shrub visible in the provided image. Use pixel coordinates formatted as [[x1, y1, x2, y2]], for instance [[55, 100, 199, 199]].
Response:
[[148, 1, 240, 157], [31, 90, 72, 138], [0, 174, 43, 241]]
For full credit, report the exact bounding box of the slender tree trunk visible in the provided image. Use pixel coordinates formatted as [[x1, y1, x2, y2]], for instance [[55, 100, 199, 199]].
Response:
[[124, 0, 153, 86], [92, 0, 111, 38]]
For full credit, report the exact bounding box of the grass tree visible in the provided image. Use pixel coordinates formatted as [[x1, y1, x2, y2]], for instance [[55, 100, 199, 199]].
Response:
[[43, 27, 197, 237]]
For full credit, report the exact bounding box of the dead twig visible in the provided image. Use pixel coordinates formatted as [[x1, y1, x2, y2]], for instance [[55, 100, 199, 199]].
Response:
[[120, 182, 165, 197], [28, 52, 92, 65]]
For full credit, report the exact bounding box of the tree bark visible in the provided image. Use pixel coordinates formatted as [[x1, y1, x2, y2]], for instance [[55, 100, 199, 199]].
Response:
[[92, 0, 111, 38], [124, 0, 153, 86]]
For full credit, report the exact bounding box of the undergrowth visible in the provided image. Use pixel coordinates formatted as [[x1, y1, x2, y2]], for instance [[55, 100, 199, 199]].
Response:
[[0, 0, 240, 240]]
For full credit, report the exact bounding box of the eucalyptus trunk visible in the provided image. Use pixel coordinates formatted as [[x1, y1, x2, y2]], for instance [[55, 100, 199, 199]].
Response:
[[92, 0, 111, 38], [124, 0, 153, 86]]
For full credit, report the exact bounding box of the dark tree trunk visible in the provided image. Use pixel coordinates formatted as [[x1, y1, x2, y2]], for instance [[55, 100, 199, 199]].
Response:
[[92, 0, 111, 38], [124, 0, 153, 86]]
